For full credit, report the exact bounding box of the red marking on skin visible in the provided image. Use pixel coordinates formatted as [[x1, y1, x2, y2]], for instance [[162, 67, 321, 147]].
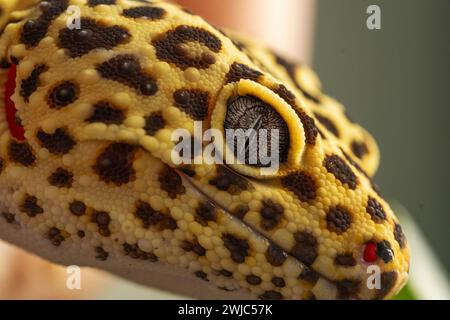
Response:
[[4, 65, 25, 141], [363, 242, 378, 263]]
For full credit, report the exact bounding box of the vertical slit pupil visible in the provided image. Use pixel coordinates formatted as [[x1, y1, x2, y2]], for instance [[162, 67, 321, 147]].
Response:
[[224, 95, 289, 166]]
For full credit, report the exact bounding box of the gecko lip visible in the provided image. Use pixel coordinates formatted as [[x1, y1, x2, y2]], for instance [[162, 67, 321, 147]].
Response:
[[177, 167, 381, 300]]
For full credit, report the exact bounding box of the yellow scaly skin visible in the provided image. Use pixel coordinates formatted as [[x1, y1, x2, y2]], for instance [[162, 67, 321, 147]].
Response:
[[0, 0, 409, 299]]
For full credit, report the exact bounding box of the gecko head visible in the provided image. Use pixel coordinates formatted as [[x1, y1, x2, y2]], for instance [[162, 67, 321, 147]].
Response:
[[0, 0, 409, 299]]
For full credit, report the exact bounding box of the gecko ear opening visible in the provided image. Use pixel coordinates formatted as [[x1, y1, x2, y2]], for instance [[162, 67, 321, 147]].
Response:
[[210, 79, 305, 178]]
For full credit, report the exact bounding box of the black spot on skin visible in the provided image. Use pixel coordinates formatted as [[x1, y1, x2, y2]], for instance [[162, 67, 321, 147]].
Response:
[[86, 102, 124, 125], [97, 55, 157, 96], [299, 267, 320, 284], [8, 140, 36, 166], [336, 279, 361, 300], [246, 275, 262, 285], [324, 154, 358, 189], [265, 244, 287, 266], [153, 25, 221, 70], [219, 269, 233, 277], [95, 246, 109, 261], [274, 84, 296, 107], [21, 0, 69, 47], [2, 212, 16, 224], [158, 165, 186, 198], [335, 253, 357, 267], [196, 201, 216, 226], [259, 291, 282, 300], [195, 271, 208, 281], [69, 201, 86, 216], [48, 82, 79, 108], [88, 0, 116, 6], [179, 165, 196, 177], [93, 143, 137, 185], [123, 243, 158, 261], [21, 195, 43, 217], [173, 89, 210, 121], [192, 242, 206, 257], [314, 113, 340, 138], [366, 197, 386, 223], [20, 64, 48, 102], [260, 200, 284, 230], [377, 240, 394, 263], [222, 233, 249, 264], [37, 128, 76, 155], [122, 6, 165, 20], [351, 140, 369, 159], [225, 62, 262, 83], [231, 204, 249, 220], [77, 230, 85, 238], [59, 18, 130, 58], [326, 206, 352, 234], [135, 200, 176, 230], [272, 277, 285, 288], [144, 112, 165, 136], [185, 241, 206, 256], [209, 165, 251, 194], [297, 109, 319, 145], [92, 210, 111, 237], [394, 223, 406, 249], [47, 227, 65, 247], [281, 171, 317, 202], [291, 231, 318, 266], [274, 53, 321, 104], [376, 272, 398, 299], [48, 167, 74, 188]]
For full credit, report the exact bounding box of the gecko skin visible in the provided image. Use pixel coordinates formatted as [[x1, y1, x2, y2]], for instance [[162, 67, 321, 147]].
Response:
[[0, 0, 409, 300]]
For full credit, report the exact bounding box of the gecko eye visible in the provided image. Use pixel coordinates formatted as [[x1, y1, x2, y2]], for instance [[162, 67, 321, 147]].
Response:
[[211, 79, 306, 178], [224, 95, 290, 167]]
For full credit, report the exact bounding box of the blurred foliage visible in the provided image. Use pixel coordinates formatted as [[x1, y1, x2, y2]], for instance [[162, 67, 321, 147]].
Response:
[[392, 283, 416, 300]]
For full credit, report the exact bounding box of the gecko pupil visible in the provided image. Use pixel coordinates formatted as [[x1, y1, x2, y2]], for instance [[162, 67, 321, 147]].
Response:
[[224, 95, 289, 166]]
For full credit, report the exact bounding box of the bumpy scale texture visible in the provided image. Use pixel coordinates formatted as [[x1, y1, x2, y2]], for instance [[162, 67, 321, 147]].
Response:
[[0, 0, 409, 300]]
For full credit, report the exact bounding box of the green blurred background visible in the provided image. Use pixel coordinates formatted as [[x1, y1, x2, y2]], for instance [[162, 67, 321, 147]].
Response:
[[314, 0, 450, 275]]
